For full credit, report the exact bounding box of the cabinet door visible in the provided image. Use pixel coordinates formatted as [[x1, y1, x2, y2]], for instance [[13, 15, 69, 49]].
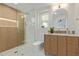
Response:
[[58, 36, 67, 56], [44, 35, 58, 56], [50, 35, 58, 55], [67, 36, 79, 56], [44, 35, 51, 55]]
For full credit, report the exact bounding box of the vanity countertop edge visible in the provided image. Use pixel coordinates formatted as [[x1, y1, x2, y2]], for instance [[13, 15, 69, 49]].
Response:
[[45, 33, 79, 37]]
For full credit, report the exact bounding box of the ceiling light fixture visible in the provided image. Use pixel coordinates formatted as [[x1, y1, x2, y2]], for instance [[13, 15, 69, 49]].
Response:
[[52, 3, 68, 11]]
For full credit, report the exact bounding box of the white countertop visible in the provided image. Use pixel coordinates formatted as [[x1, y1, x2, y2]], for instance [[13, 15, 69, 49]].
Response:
[[45, 33, 79, 37]]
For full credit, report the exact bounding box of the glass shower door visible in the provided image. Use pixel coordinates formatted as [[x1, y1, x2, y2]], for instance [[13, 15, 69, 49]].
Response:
[[26, 14, 36, 43]]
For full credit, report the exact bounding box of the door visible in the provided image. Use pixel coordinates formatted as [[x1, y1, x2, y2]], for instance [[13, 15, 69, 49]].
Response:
[[44, 35, 51, 55], [50, 35, 58, 55], [44, 35, 58, 55], [67, 36, 79, 56], [58, 36, 67, 56]]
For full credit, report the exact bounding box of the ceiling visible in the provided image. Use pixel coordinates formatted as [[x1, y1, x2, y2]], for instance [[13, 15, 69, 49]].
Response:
[[5, 3, 51, 13]]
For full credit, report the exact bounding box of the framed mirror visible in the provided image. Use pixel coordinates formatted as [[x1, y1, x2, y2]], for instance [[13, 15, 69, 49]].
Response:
[[52, 8, 68, 30]]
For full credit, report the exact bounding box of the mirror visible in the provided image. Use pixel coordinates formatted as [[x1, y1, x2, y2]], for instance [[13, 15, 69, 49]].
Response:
[[52, 8, 68, 29]]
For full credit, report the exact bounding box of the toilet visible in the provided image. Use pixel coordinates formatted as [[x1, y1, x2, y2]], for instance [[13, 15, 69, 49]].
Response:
[[32, 41, 44, 50]]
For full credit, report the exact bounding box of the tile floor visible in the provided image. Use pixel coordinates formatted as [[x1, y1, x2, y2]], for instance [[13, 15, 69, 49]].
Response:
[[0, 43, 45, 56]]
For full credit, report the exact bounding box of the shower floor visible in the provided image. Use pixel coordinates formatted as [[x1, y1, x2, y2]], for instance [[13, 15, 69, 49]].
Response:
[[0, 43, 45, 56]]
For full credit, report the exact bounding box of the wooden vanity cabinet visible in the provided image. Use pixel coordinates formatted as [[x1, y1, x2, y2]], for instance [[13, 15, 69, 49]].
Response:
[[44, 34, 79, 56]]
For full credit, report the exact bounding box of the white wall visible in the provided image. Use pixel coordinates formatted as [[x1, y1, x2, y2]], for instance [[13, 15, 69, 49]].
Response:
[[61, 3, 79, 34], [66, 4, 75, 30], [66, 3, 79, 34], [73, 4, 79, 34]]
